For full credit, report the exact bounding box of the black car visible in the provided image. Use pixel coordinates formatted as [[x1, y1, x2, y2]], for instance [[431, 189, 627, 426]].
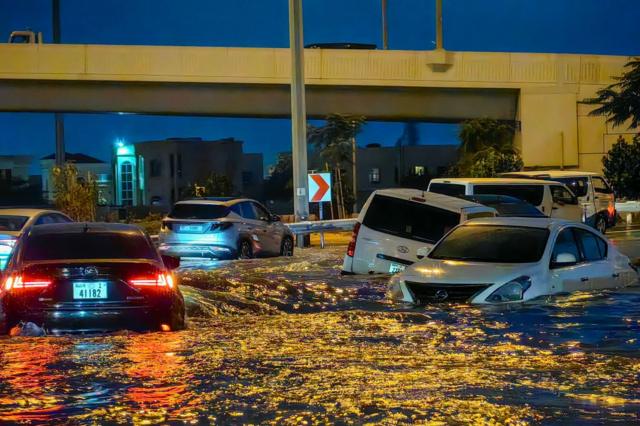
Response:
[[0, 223, 185, 334], [460, 194, 547, 218]]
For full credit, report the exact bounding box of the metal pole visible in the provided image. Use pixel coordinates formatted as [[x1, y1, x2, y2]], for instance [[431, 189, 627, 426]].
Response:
[[351, 129, 357, 214], [53, 0, 65, 166], [381, 0, 388, 50], [435, 0, 443, 50], [288, 0, 310, 247]]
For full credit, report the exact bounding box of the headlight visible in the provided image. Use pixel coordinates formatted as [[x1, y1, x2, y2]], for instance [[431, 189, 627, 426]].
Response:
[[485, 276, 531, 303]]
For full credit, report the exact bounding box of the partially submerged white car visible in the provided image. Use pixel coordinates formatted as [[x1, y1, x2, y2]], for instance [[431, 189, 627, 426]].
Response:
[[389, 217, 638, 304]]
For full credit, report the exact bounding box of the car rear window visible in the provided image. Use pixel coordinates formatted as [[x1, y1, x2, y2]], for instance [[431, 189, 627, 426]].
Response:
[[363, 195, 460, 243], [554, 177, 589, 197], [23, 233, 157, 260], [429, 183, 466, 197], [473, 184, 544, 206], [0, 215, 28, 231], [168, 203, 229, 219]]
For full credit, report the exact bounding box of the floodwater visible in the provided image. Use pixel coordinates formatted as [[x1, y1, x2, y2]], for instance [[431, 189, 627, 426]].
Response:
[[1, 241, 639, 424]]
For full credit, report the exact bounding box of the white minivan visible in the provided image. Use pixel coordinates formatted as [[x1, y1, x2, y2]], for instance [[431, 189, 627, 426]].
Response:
[[428, 178, 583, 222], [499, 171, 616, 234], [342, 189, 497, 275]]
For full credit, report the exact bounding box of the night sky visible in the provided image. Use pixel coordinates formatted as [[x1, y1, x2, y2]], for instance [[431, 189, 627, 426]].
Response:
[[1, 0, 639, 173]]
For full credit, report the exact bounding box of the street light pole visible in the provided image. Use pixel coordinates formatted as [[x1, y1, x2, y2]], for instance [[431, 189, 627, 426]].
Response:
[[435, 0, 443, 50], [381, 0, 388, 50], [288, 0, 310, 244], [53, 0, 65, 167]]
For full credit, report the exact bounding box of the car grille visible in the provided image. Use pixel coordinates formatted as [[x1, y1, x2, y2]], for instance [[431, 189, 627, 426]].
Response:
[[405, 281, 491, 303]]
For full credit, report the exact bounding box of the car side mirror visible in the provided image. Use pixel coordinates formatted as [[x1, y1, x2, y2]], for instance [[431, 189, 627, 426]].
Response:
[[416, 246, 431, 260], [162, 255, 180, 270], [552, 252, 577, 268]]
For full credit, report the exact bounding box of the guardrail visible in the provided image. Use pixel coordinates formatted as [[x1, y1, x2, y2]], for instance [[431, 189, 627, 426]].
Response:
[[286, 219, 357, 248]]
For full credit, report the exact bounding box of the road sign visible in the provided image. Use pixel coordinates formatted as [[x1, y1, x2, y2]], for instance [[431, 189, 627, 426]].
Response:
[[308, 173, 331, 203]]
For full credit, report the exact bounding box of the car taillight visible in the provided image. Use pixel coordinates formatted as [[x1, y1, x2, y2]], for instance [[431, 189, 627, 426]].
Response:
[[129, 272, 174, 289], [4, 274, 52, 291], [347, 222, 361, 257]]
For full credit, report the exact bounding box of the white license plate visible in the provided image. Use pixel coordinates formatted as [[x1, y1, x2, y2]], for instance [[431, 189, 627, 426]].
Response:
[[389, 263, 406, 274], [73, 282, 108, 300]]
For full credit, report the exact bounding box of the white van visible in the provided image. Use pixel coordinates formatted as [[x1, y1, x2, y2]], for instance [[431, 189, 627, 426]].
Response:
[[342, 189, 497, 275], [427, 178, 584, 222], [499, 171, 616, 233]]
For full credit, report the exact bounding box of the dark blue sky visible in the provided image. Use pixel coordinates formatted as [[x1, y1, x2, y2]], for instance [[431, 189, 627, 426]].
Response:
[[1, 0, 639, 172]]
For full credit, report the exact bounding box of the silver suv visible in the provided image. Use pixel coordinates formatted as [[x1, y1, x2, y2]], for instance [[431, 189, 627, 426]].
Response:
[[158, 198, 294, 260]]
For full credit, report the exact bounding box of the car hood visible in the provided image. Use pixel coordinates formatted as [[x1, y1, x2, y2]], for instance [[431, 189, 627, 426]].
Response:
[[399, 258, 539, 285]]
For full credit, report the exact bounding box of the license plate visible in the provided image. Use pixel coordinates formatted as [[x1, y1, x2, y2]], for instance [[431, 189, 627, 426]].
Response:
[[180, 225, 203, 232], [389, 263, 406, 274], [73, 282, 108, 300]]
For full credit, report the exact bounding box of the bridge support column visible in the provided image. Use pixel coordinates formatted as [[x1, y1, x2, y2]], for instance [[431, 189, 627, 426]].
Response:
[[289, 0, 310, 247]]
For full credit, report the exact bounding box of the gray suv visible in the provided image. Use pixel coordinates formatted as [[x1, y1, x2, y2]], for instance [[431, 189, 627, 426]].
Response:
[[158, 198, 294, 260]]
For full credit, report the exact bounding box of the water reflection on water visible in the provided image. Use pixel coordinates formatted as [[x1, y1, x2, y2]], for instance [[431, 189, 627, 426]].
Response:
[[0, 247, 639, 424]]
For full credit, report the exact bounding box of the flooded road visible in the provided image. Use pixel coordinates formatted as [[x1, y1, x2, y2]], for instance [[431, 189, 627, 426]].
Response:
[[1, 235, 640, 424]]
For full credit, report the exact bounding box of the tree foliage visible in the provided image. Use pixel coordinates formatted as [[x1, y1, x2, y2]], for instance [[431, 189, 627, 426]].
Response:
[[583, 58, 640, 129], [51, 164, 98, 221], [453, 118, 522, 177], [602, 134, 640, 199], [264, 152, 293, 200], [181, 172, 234, 199]]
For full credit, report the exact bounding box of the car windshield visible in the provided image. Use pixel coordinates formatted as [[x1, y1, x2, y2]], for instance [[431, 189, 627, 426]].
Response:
[[553, 177, 589, 197], [23, 233, 157, 260], [0, 215, 29, 232], [168, 204, 230, 220], [429, 225, 549, 263]]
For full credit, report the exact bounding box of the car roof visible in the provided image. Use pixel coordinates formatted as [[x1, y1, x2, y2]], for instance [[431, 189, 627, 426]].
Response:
[[0, 208, 63, 217], [373, 188, 495, 212], [462, 216, 575, 229], [430, 177, 557, 185], [174, 198, 253, 206], [27, 222, 145, 236], [501, 170, 600, 178]]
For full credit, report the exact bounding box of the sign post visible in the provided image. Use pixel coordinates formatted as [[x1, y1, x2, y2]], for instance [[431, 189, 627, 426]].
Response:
[[308, 173, 332, 248]]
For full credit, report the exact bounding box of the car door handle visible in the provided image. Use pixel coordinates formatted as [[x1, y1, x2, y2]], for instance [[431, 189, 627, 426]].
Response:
[[580, 277, 589, 282], [612, 273, 620, 278]]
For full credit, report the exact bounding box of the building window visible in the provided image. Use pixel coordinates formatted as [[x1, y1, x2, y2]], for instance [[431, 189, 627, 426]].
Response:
[[150, 159, 162, 177], [169, 154, 175, 178], [0, 169, 12, 183], [120, 161, 134, 206], [177, 154, 183, 178], [413, 166, 425, 176], [369, 168, 380, 184], [242, 171, 253, 186]]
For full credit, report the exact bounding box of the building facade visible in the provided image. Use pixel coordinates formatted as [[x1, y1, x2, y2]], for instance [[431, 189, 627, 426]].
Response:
[[114, 137, 264, 208]]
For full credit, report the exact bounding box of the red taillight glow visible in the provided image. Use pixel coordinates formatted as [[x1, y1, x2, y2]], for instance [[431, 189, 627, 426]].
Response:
[[607, 203, 615, 218], [4, 274, 51, 291], [129, 273, 174, 289], [347, 222, 361, 258]]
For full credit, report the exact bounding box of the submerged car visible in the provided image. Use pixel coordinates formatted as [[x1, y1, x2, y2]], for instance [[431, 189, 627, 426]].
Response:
[[0, 208, 73, 270], [159, 198, 295, 260], [0, 223, 184, 334], [389, 217, 637, 305]]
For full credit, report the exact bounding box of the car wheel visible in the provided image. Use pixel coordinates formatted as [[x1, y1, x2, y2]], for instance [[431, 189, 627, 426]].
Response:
[[595, 215, 607, 234], [238, 240, 253, 259], [281, 236, 294, 257]]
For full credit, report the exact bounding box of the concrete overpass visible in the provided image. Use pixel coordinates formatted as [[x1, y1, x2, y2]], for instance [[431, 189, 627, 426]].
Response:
[[0, 44, 632, 171]]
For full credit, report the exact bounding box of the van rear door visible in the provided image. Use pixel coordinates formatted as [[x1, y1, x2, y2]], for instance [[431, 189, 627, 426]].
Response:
[[352, 195, 460, 274]]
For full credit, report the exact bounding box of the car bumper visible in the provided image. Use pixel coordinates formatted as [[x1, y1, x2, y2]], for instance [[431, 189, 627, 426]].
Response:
[[158, 243, 236, 259]]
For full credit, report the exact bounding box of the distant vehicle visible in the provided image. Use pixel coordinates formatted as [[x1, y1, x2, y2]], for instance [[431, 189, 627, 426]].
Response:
[[499, 171, 616, 233], [0, 223, 184, 334], [459, 195, 546, 218], [389, 217, 637, 305], [158, 198, 295, 260], [342, 189, 497, 275], [7, 30, 43, 44], [305, 42, 377, 49], [428, 178, 583, 222], [0, 209, 73, 270]]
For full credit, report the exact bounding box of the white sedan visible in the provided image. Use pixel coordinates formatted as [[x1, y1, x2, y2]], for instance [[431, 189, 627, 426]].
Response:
[[389, 217, 638, 304]]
